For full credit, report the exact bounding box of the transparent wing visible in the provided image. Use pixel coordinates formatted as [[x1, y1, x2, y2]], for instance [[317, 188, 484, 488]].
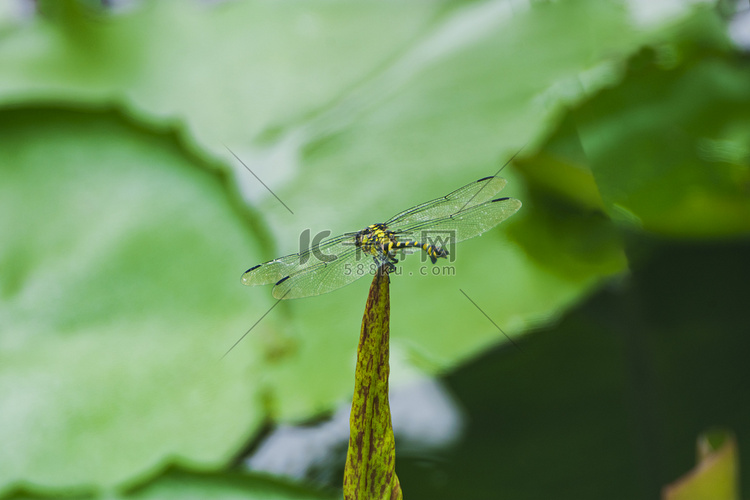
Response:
[[243, 177, 518, 299], [241, 232, 357, 287], [271, 247, 376, 299], [394, 197, 522, 244], [386, 176, 507, 229]]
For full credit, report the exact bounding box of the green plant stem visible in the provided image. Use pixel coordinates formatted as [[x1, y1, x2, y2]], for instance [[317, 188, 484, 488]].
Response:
[[343, 265, 402, 500]]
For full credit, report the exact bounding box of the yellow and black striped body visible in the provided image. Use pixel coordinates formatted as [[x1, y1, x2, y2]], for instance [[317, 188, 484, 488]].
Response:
[[355, 223, 449, 265]]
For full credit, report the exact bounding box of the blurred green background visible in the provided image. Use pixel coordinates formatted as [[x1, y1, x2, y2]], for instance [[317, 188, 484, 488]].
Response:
[[1, 0, 749, 499]]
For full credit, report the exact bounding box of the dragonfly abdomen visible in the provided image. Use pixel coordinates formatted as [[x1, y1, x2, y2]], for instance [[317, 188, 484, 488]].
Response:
[[389, 240, 448, 264]]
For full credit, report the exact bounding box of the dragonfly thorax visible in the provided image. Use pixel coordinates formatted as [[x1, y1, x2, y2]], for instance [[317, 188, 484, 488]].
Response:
[[354, 223, 395, 262]]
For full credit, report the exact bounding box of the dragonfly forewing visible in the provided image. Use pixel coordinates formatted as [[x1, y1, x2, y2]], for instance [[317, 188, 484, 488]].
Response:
[[385, 176, 507, 229]]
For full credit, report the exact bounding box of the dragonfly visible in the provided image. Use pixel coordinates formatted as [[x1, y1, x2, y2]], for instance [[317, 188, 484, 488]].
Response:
[[242, 176, 521, 299]]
